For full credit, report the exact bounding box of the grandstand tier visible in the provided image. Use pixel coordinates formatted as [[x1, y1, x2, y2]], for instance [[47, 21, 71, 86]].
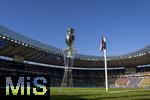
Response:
[[0, 25, 150, 68], [0, 25, 150, 88]]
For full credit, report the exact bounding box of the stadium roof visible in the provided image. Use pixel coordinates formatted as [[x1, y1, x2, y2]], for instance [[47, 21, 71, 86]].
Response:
[[0, 25, 150, 68]]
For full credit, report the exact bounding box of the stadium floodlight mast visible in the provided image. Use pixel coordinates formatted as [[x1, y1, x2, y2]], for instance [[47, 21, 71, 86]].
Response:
[[60, 28, 76, 88]]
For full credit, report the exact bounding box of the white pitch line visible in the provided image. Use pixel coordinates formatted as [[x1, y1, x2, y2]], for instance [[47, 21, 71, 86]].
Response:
[[109, 89, 150, 93]]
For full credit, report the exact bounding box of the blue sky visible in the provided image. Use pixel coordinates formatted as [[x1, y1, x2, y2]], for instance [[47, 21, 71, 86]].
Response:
[[0, 0, 149, 56]]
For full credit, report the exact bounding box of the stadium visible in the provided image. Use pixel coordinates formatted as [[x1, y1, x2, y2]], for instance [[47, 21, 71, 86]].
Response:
[[0, 25, 150, 99]]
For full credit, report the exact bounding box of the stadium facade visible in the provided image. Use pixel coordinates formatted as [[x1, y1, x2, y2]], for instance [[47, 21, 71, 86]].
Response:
[[0, 25, 150, 87]]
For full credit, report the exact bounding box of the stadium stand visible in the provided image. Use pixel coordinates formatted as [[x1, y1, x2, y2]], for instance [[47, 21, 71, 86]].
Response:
[[115, 77, 129, 88], [0, 25, 150, 88], [137, 72, 150, 88], [127, 77, 143, 88]]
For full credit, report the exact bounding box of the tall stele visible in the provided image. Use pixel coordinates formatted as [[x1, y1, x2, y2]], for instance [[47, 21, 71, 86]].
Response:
[[61, 28, 76, 87]]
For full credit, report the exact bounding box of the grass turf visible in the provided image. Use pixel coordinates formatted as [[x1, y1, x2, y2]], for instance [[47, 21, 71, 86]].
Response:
[[50, 87, 150, 100]]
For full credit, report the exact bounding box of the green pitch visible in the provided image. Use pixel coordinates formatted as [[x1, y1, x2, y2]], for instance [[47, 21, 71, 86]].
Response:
[[51, 87, 150, 100]]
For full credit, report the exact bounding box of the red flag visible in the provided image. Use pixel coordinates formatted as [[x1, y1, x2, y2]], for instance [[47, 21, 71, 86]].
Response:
[[100, 36, 106, 52]]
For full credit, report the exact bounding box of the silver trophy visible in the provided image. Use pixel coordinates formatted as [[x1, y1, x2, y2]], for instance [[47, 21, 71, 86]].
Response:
[[61, 28, 76, 87]]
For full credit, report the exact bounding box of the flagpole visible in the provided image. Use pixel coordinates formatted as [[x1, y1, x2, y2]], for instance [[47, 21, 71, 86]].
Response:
[[104, 49, 108, 92]]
